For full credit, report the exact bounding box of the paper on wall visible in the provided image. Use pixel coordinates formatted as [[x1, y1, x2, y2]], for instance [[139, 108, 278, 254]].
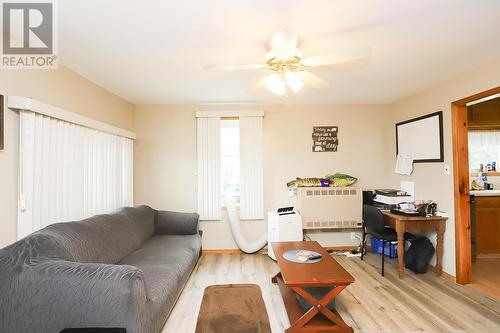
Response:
[[400, 180, 415, 197], [395, 154, 414, 175]]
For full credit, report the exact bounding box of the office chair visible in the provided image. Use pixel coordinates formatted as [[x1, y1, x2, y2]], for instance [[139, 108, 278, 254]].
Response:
[[360, 204, 414, 276]]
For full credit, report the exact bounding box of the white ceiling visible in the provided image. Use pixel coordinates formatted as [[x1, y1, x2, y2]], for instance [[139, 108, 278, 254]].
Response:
[[58, 0, 500, 105]]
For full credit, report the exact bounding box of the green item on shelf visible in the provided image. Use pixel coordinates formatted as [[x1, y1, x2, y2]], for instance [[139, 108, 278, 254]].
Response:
[[325, 173, 358, 187]]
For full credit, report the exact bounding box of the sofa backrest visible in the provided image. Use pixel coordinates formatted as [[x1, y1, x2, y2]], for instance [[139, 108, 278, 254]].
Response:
[[0, 205, 156, 268]]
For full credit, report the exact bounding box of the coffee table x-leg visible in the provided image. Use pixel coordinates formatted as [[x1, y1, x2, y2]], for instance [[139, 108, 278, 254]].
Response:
[[290, 285, 350, 332], [272, 272, 353, 333]]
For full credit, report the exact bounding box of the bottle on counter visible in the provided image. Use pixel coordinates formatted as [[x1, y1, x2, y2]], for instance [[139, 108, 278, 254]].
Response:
[[481, 172, 489, 190]]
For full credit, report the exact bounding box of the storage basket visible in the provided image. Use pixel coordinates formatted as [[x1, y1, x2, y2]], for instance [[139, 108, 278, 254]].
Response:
[[371, 236, 398, 258]]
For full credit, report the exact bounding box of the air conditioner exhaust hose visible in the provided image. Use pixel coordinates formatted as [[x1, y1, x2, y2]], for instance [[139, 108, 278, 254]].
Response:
[[225, 196, 267, 254]]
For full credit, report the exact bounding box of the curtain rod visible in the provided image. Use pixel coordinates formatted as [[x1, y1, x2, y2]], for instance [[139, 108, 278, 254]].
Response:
[[7, 96, 136, 139]]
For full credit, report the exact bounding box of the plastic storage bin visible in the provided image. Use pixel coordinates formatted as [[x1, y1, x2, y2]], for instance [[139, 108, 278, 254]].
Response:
[[371, 236, 398, 258]]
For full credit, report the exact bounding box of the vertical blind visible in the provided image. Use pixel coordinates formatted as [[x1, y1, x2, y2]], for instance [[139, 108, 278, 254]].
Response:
[[196, 117, 221, 220], [239, 116, 264, 219], [17, 111, 134, 239], [196, 111, 264, 221]]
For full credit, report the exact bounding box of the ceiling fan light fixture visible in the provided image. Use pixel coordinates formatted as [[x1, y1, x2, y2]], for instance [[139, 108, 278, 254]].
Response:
[[268, 29, 301, 62], [271, 30, 285, 50], [266, 47, 302, 61], [270, 29, 297, 49], [265, 73, 286, 95], [206, 29, 370, 95], [284, 70, 304, 92]]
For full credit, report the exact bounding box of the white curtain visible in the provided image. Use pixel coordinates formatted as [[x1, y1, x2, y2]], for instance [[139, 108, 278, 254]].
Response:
[[239, 116, 264, 220], [196, 117, 221, 220], [468, 131, 500, 170], [17, 111, 134, 239]]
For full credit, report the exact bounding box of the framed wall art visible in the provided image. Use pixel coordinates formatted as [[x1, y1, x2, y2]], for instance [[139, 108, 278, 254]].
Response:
[[312, 126, 338, 152], [396, 111, 444, 163]]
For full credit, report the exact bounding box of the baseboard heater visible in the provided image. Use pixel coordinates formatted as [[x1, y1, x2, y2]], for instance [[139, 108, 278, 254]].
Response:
[[295, 187, 363, 229]]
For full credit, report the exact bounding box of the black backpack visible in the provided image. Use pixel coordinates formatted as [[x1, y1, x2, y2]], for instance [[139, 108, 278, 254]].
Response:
[[405, 237, 435, 274]]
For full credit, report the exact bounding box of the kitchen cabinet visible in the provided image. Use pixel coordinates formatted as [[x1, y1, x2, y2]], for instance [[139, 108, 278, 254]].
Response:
[[467, 97, 500, 130], [475, 195, 500, 254]]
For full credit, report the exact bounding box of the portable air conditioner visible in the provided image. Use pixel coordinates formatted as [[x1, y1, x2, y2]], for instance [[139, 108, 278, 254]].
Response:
[[295, 187, 362, 230], [267, 208, 303, 260]]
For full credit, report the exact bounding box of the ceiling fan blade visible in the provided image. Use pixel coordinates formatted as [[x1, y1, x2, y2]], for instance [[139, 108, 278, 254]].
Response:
[[302, 47, 371, 67], [299, 71, 328, 89], [204, 63, 266, 71]]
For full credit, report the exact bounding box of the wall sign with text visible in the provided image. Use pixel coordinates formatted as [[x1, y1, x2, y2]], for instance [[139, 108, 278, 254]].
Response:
[[312, 126, 338, 152]]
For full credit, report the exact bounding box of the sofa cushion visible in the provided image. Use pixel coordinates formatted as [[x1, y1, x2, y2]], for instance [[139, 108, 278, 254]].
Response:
[[115, 205, 156, 243], [119, 234, 201, 316], [7, 205, 156, 265]]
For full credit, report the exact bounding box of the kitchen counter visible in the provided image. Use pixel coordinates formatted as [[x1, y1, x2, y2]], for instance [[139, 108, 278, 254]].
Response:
[[470, 190, 500, 197]]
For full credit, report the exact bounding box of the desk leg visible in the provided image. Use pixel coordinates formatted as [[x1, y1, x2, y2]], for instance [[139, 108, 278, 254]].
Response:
[[435, 223, 445, 276], [396, 223, 405, 278]]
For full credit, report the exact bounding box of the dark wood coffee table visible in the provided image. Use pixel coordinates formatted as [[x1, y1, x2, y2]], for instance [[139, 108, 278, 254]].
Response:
[[271, 241, 355, 333]]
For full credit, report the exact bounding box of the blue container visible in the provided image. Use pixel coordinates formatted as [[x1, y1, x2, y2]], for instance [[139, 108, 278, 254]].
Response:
[[371, 236, 398, 258]]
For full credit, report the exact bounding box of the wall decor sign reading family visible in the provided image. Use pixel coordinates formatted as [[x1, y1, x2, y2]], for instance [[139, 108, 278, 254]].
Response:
[[312, 126, 338, 152]]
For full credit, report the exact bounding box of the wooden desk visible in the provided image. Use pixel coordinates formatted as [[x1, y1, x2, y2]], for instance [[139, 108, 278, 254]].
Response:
[[271, 241, 355, 333], [381, 212, 448, 278]]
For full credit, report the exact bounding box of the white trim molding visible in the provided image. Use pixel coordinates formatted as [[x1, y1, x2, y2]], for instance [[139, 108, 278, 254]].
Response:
[[195, 110, 264, 118], [8, 96, 136, 139]]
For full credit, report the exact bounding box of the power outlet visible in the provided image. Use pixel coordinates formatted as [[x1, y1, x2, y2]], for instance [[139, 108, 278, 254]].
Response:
[[444, 164, 450, 175]]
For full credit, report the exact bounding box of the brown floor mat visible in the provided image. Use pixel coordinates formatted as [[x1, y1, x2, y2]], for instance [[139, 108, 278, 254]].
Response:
[[195, 284, 272, 333]]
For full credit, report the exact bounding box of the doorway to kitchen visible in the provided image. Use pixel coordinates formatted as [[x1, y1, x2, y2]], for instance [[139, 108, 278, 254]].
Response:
[[452, 86, 500, 300]]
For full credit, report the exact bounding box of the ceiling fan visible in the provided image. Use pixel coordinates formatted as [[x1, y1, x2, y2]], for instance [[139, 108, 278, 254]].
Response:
[[205, 29, 371, 96]]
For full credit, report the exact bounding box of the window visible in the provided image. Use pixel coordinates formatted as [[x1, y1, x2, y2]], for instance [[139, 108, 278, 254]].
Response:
[[468, 131, 500, 170], [17, 111, 134, 239], [220, 119, 240, 197], [196, 111, 264, 220]]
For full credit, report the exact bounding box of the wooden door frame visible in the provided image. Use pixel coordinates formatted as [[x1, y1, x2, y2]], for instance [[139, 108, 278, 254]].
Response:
[[452, 86, 500, 284]]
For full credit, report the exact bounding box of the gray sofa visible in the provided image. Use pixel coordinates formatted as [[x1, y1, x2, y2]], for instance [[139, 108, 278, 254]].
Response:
[[0, 205, 202, 333]]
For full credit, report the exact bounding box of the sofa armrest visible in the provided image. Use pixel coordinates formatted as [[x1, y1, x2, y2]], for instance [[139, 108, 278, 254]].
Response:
[[1, 260, 148, 333], [155, 210, 200, 235]]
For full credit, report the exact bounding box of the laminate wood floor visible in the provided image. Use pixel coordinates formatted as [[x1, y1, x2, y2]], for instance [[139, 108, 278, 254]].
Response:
[[161, 253, 500, 333], [469, 257, 500, 300]]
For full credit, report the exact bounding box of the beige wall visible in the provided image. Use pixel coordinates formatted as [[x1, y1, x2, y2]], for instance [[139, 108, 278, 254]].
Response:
[[134, 58, 500, 276], [0, 66, 134, 248], [386, 59, 500, 277], [134, 104, 394, 249], [2, 59, 499, 277]]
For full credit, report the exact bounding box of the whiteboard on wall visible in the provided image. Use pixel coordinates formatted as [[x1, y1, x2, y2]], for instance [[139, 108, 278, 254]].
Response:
[[396, 111, 444, 163]]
